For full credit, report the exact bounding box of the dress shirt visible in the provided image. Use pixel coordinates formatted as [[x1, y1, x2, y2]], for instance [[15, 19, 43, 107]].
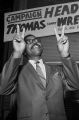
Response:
[[29, 59, 46, 79]]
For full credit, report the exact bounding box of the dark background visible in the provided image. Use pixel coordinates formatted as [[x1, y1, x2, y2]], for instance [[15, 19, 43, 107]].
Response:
[[0, 0, 13, 72]]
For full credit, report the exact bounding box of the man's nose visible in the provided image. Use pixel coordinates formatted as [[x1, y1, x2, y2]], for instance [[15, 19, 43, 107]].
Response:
[[33, 39, 38, 43]]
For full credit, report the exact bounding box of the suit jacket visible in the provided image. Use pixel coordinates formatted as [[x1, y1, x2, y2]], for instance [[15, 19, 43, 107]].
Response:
[[0, 56, 79, 120]]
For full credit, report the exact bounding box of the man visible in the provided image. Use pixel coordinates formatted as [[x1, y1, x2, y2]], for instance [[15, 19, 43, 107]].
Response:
[[0, 25, 79, 120]]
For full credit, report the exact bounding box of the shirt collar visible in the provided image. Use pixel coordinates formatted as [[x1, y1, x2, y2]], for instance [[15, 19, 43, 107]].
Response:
[[38, 59, 43, 64], [29, 59, 43, 64], [29, 59, 43, 70]]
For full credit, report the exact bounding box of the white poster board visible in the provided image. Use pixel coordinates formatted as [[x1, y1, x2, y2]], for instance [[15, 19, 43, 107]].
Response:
[[4, 1, 79, 42]]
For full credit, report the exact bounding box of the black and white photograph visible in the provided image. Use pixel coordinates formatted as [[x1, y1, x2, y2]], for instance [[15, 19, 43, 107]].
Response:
[[0, 0, 79, 120]]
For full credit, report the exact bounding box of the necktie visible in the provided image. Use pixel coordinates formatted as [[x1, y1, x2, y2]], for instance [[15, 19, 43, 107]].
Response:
[[36, 62, 49, 120], [36, 61, 46, 88]]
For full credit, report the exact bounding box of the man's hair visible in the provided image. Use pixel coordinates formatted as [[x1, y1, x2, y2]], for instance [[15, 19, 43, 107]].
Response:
[[24, 34, 35, 43]]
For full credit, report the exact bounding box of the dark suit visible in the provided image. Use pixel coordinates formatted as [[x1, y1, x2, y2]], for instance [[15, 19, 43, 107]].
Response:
[[0, 56, 79, 120]]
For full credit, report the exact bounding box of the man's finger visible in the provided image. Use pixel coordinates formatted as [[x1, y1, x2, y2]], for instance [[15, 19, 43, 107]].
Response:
[[61, 25, 65, 37], [17, 25, 20, 35], [54, 27, 60, 41], [21, 28, 25, 38]]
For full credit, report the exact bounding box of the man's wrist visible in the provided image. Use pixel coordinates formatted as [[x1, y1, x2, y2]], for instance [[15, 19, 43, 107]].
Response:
[[64, 53, 70, 58], [60, 52, 70, 58], [62, 53, 71, 59], [13, 51, 22, 58]]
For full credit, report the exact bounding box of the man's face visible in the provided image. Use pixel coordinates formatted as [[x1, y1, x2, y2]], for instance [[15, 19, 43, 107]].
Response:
[[25, 35, 43, 58]]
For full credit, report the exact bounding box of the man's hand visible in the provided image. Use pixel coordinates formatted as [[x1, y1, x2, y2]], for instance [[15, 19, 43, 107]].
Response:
[[54, 25, 70, 58], [13, 25, 25, 58]]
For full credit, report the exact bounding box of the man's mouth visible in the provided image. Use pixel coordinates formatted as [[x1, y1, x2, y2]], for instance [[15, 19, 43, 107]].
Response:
[[33, 45, 39, 48], [32, 43, 41, 49]]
